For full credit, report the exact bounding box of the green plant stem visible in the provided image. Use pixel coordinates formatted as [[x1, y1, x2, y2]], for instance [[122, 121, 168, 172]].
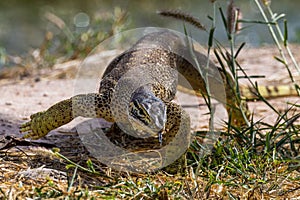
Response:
[[54, 151, 112, 179], [266, 5, 300, 74], [254, 0, 300, 78], [254, 0, 282, 53], [205, 2, 216, 130], [229, 8, 250, 127], [68, 166, 78, 193]]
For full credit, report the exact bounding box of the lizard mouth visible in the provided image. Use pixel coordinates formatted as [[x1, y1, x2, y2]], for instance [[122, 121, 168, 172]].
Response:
[[128, 114, 163, 138], [128, 86, 167, 139]]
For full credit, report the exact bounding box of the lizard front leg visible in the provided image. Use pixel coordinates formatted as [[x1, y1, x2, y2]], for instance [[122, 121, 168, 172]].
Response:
[[20, 93, 113, 139], [161, 102, 191, 174]]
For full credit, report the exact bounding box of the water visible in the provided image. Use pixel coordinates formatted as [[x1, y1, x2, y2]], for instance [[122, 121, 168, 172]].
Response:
[[0, 0, 299, 55]]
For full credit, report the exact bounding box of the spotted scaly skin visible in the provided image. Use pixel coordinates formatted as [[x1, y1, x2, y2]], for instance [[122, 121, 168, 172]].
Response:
[[21, 31, 195, 173], [21, 30, 270, 172]]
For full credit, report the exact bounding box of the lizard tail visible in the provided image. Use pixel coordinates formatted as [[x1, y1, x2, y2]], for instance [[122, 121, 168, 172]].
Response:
[[177, 84, 299, 101], [240, 85, 299, 100]]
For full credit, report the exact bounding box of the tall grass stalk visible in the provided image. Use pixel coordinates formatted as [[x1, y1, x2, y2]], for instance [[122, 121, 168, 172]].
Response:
[[254, 0, 300, 76]]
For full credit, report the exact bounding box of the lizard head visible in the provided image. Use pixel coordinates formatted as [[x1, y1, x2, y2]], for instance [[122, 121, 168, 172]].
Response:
[[128, 86, 167, 141]]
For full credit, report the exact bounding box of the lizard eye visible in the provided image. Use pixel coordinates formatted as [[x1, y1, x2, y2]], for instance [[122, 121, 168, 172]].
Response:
[[129, 100, 150, 126]]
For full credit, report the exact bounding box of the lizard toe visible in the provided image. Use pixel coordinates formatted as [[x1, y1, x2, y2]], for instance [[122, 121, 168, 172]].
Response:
[[20, 121, 32, 132]]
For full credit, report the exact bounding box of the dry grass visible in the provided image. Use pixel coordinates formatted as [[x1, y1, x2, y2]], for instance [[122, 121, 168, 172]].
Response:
[[0, 124, 299, 199]]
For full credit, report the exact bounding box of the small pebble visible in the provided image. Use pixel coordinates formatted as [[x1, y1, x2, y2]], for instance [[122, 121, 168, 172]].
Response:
[[35, 77, 41, 82]]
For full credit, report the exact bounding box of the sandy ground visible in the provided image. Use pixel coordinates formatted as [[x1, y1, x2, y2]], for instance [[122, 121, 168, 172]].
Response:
[[0, 45, 299, 141]]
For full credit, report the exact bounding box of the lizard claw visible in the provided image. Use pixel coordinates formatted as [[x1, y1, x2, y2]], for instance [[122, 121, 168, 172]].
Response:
[[20, 121, 41, 139], [20, 112, 49, 139], [20, 98, 73, 140], [20, 121, 32, 132]]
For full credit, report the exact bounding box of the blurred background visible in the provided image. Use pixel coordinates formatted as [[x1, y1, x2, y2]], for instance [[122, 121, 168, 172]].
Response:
[[0, 0, 299, 67]]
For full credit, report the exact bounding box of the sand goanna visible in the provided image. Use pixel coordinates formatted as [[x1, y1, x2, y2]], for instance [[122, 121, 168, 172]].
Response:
[[20, 30, 298, 172]]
